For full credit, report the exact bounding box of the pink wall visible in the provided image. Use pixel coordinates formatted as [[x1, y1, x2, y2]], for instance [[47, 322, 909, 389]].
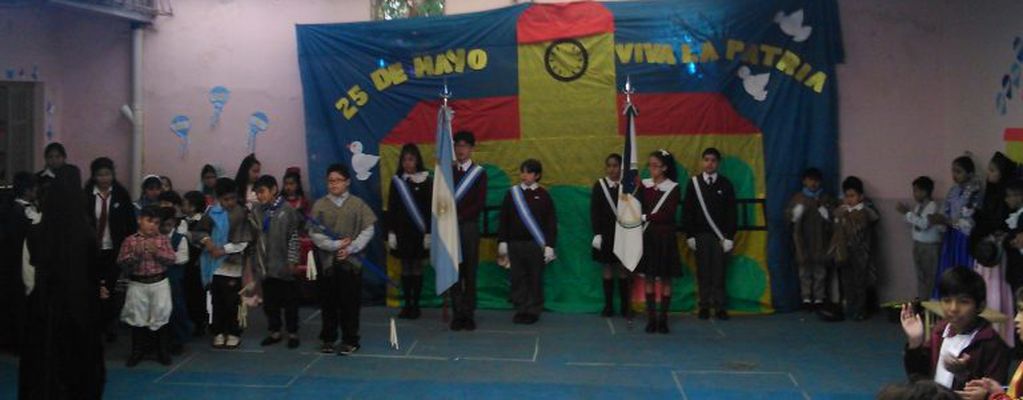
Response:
[[7, 0, 1023, 303], [142, 0, 369, 193], [838, 0, 1023, 301], [0, 5, 131, 177]]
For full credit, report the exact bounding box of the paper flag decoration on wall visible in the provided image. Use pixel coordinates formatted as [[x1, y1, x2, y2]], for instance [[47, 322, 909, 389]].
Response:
[[247, 111, 269, 153], [209, 86, 230, 128], [170, 115, 191, 159]]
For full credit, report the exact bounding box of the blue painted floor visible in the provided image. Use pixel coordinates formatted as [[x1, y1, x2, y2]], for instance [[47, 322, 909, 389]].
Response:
[[0, 307, 906, 399]]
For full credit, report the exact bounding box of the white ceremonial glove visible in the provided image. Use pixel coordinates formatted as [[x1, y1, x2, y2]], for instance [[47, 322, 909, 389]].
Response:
[[686, 237, 697, 250], [817, 206, 830, 221], [955, 218, 974, 233], [496, 242, 510, 269], [423, 234, 431, 250], [544, 246, 556, 264], [722, 239, 734, 253], [306, 250, 318, 281], [641, 214, 648, 223], [592, 235, 603, 250], [791, 204, 805, 223], [387, 232, 398, 250]]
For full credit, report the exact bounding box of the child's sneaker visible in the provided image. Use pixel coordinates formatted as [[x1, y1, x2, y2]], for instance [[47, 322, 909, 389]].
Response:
[[225, 335, 241, 349], [336, 343, 360, 356], [212, 334, 226, 348], [320, 341, 336, 354], [287, 335, 300, 349]]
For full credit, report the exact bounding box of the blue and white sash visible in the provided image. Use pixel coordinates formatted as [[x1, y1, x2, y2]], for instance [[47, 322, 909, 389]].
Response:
[[392, 175, 427, 233], [510, 186, 546, 247], [454, 164, 484, 203]]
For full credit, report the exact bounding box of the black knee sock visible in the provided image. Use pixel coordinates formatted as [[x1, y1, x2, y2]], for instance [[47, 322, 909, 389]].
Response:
[[401, 276, 413, 308], [412, 275, 423, 307], [645, 293, 656, 317], [660, 295, 671, 317], [602, 279, 614, 308], [618, 278, 631, 314]]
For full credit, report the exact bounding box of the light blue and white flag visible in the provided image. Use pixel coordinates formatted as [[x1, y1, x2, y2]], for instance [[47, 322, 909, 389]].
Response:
[[431, 105, 461, 294]]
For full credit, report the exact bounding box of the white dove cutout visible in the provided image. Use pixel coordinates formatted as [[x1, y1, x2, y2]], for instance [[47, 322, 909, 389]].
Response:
[[349, 141, 379, 181], [775, 9, 812, 42], [737, 66, 770, 101]]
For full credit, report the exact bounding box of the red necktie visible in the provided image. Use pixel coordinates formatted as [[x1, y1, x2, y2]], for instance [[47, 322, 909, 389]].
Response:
[[97, 192, 109, 246]]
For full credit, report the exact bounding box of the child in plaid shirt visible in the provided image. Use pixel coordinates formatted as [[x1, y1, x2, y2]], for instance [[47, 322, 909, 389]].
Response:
[[118, 205, 177, 367]]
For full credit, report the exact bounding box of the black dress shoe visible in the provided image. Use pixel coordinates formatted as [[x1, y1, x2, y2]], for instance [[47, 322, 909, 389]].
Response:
[[645, 318, 657, 333], [450, 317, 465, 331], [397, 307, 412, 319], [513, 313, 527, 324], [698, 308, 710, 320], [657, 317, 669, 334], [125, 354, 142, 367], [287, 337, 300, 349], [261, 334, 283, 346], [522, 314, 538, 325], [715, 310, 730, 320], [464, 318, 477, 331], [409, 307, 422, 320], [600, 305, 613, 317]]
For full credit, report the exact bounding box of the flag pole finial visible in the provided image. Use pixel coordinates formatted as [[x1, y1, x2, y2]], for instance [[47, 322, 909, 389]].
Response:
[[441, 78, 452, 107], [624, 75, 634, 104]]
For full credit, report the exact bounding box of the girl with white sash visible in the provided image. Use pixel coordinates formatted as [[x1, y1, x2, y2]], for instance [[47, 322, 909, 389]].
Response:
[[636, 150, 682, 334], [385, 144, 432, 320], [591, 154, 632, 318]]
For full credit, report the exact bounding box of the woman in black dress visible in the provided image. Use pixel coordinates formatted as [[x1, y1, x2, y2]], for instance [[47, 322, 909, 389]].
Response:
[[20, 164, 106, 399]]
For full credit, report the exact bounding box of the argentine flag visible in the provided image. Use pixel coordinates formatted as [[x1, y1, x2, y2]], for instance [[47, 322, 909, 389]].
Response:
[[614, 100, 644, 271], [431, 105, 461, 294]]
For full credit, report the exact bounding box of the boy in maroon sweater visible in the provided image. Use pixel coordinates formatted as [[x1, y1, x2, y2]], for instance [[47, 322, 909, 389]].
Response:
[[498, 159, 557, 325], [451, 131, 488, 331], [900, 266, 1009, 391]]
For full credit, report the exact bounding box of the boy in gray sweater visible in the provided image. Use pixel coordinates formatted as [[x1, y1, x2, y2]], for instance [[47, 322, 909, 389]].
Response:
[[251, 175, 301, 349]]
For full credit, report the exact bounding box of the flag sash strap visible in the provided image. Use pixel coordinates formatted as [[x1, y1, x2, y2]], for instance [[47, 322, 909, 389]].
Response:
[[510, 186, 546, 248], [454, 164, 484, 203], [644, 181, 678, 230], [691, 176, 726, 241], [304, 214, 397, 287], [391, 175, 427, 233], [599, 178, 617, 215]]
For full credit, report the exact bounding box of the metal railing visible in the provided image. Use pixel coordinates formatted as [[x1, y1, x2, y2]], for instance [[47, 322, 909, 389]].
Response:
[[47, 0, 172, 22]]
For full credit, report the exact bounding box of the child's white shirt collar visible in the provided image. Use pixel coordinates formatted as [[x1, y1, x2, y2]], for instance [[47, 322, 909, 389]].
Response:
[[328, 192, 350, 207], [458, 159, 473, 171], [519, 182, 539, 191], [702, 171, 719, 184], [642, 178, 676, 191], [401, 171, 429, 184]]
